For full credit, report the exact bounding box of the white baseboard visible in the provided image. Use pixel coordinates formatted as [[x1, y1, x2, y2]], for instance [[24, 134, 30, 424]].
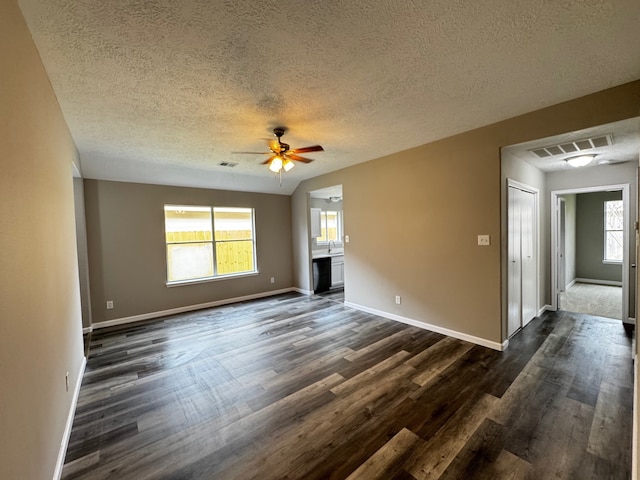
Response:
[[344, 301, 506, 351], [293, 287, 314, 295], [82, 326, 92, 334], [538, 305, 552, 316], [92, 288, 299, 330], [53, 356, 86, 480], [566, 279, 576, 289], [626, 318, 637, 326], [575, 278, 623, 287]]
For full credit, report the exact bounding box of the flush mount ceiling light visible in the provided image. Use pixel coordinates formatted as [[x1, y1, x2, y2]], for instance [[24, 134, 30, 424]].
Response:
[[565, 154, 596, 168]]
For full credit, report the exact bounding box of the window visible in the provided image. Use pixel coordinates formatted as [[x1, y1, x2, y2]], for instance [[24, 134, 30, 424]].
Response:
[[213, 207, 255, 275], [164, 205, 256, 283], [604, 200, 623, 263], [316, 210, 341, 243]]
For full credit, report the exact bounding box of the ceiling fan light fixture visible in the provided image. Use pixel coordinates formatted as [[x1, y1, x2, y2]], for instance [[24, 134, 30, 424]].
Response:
[[565, 154, 595, 168], [269, 155, 283, 173], [283, 158, 295, 172], [235, 127, 323, 179]]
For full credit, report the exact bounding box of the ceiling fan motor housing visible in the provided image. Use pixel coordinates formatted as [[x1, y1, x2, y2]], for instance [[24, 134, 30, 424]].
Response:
[[273, 128, 289, 153]]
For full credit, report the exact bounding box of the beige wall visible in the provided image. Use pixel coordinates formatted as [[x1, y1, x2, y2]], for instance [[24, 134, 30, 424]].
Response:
[[0, 1, 85, 479], [84, 180, 293, 323], [292, 81, 640, 345]]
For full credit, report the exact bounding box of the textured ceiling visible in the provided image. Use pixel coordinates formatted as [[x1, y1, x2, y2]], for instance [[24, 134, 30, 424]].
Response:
[[18, 0, 640, 194]]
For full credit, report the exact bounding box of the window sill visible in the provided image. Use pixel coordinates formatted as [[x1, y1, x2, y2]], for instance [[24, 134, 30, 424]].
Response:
[[602, 260, 622, 265], [166, 271, 259, 287]]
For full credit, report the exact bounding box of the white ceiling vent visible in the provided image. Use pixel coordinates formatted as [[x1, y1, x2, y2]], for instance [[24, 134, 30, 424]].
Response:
[[529, 134, 613, 158]]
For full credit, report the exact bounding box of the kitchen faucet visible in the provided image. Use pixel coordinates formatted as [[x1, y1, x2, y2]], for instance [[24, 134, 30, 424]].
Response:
[[328, 240, 335, 254]]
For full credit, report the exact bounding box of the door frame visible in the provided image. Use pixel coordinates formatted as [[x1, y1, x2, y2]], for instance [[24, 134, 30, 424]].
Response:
[[550, 183, 630, 322], [557, 196, 566, 305], [507, 179, 540, 337]]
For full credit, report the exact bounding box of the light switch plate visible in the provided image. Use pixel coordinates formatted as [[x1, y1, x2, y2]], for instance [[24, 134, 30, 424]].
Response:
[[477, 235, 490, 246], [345, 235, 350, 243]]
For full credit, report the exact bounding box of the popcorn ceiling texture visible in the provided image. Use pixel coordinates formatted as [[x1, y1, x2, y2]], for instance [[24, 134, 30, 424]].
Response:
[[17, 0, 640, 194]]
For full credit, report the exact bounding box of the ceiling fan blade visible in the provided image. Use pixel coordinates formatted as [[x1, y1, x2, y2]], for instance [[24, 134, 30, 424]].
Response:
[[232, 151, 271, 155], [287, 154, 314, 163], [290, 145, 324, 154], [261, 155, 277, 165]]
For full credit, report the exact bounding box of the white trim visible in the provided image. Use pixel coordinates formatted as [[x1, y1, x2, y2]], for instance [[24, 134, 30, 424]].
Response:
[[293, 287, 314, 295], [92, 288, 298, 330], [82, 326, 92, 334], [507, 178, 539, 195], [166, 271, 259, 288], [53, 357, 86, 480], [538, 305, 552, 316], [566, 279, 576, 289], [574, 278, 623, 287], [626, 317, 636, 326], [344, 301, 507, 351], [633, 359, 638, 480]]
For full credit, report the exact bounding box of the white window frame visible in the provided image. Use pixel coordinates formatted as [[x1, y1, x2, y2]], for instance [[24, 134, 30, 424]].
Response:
[[603, 199, 623, 264], [164, 205, 258, 286], [316, 210, 343, 245]]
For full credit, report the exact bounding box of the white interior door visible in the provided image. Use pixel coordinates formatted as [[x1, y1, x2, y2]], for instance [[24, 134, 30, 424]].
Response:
[[520, 189, 537, 326], [508, 187, 523, 337], [507, 184, 538, 337]]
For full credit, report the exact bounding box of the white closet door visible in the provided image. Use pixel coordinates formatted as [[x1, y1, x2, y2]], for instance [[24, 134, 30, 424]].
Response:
[[507, 185, 537, 337], [520, 189, 537, 326], [507, 187, 522, 337]]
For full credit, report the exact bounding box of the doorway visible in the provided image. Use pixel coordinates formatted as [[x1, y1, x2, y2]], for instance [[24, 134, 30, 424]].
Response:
[[308, 185, 345, 301], [551, 185, 630, 322]]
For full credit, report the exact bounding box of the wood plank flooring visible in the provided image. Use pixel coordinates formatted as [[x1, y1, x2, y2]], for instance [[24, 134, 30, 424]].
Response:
[[62, 293, 634, 479]]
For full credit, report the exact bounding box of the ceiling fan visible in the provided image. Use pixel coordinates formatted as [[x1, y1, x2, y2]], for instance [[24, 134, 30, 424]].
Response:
[[234, 127, 324, 174]]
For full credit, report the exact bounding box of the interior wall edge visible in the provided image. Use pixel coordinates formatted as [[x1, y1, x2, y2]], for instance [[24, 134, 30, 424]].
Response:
[[52, 357, 86, 480]]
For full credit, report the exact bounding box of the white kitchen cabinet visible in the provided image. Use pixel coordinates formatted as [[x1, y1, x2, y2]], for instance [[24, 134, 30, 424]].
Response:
[[330, 255, 344, 287], [310, 208, 322, 238]]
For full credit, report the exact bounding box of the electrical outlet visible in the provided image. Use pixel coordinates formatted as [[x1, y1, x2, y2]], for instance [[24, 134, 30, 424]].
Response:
[[65, 372, 69, 392], [106, 300, 114, 309], [395, 295, 401, 305], [270, 277, 275, 284], [477, 235, 490, 246]]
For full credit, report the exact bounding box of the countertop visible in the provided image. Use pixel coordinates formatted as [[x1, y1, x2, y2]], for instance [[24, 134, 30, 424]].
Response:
[[312, 252, 345, 259]]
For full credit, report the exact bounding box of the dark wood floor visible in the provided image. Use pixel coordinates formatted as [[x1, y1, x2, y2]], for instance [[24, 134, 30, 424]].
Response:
[[62, 293, 634, 479]]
